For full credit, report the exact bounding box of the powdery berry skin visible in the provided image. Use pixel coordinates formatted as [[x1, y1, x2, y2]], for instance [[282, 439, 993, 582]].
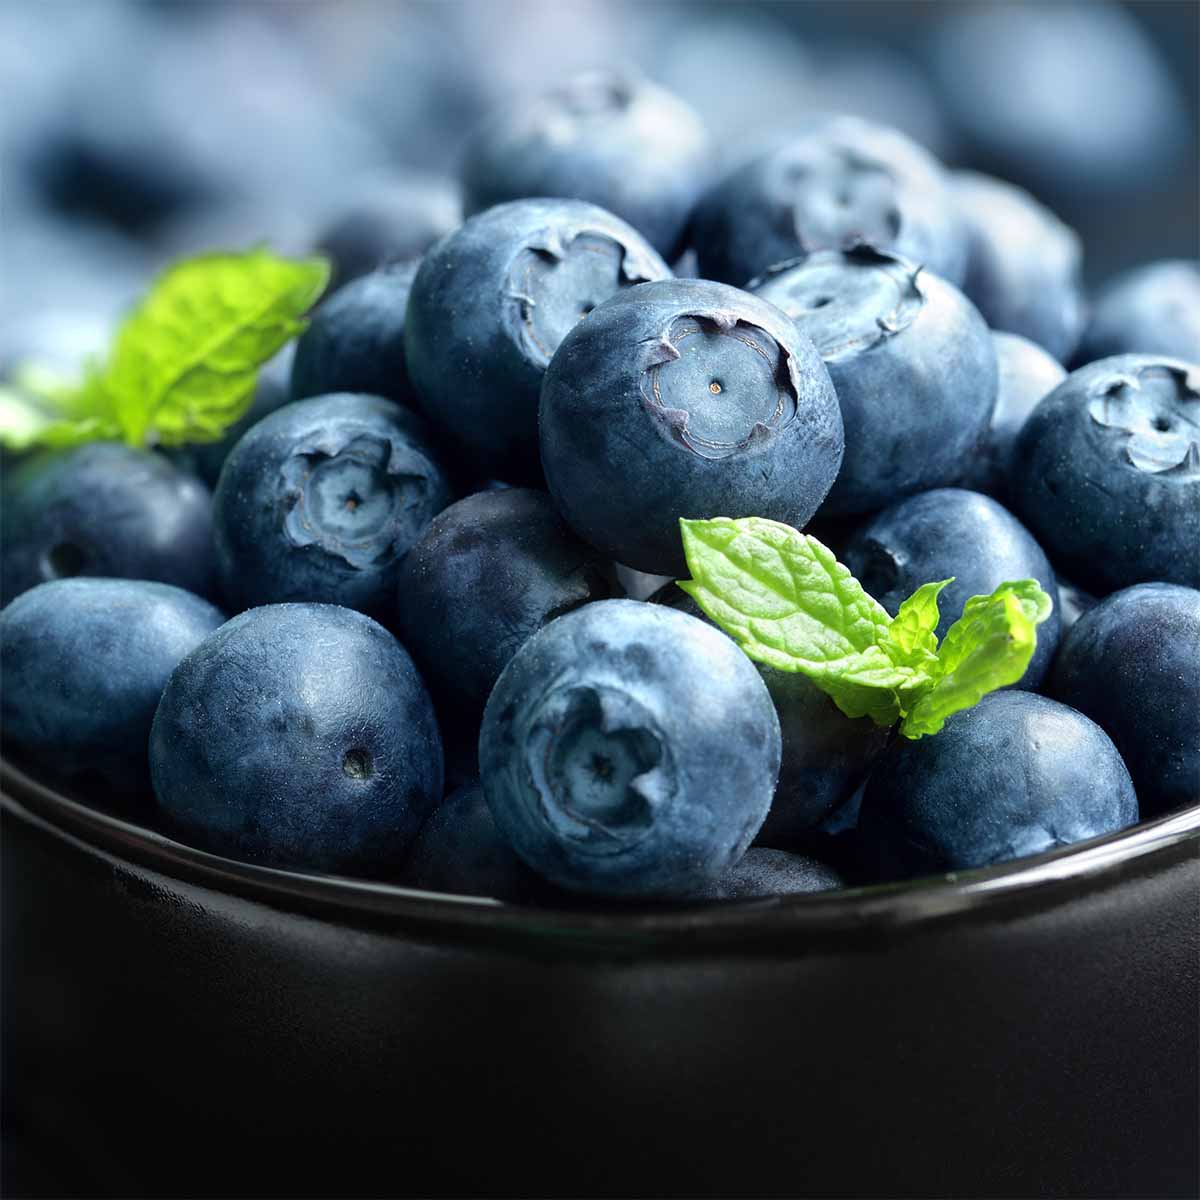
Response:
[[460, 70, 713, 262], [1049, 582, 1200, 819], [150, 603, 442, 875], [1074, 260, 1200, 367], [213, 392, 452, 619], [0, 578, 225, 811], [953, 170, 1085, 364], [1, 442, 217, 606], [857, 691, 1138, 879], [395, 488, 615, 732], [291, 262, 420, 409], [691, 115, 967, 288], [1011, 355, 1200, 596], [539, 277, 843, 576], [479, 600, 780, 898], [961, 331, 1067, 503], [750, 247, 996, 518], [404, 198, 670, 484]]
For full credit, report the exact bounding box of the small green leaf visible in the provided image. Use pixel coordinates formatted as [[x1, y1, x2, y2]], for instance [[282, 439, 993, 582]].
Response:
[[678, 516, 924, 726], [900, 580, 1053, 739], [881, 578, 953, 667], [103, 248, 329, 446], [0, 365, 120, 451]]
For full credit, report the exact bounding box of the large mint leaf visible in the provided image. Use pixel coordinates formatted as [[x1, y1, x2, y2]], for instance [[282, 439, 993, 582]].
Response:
[[104, 248, 329, 446], [677, 517, 925, 725]]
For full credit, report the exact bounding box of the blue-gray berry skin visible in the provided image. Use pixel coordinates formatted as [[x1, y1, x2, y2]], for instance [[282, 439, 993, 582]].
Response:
[[403, 780, 529, 902], [953, 171, 1084, 364], [150, 603, 442, 875], [1057, 580, 1099, 633], [1074, 261, 1200, 367], [1049, 583, 1200, 818], [751, 247, 996, 518], [652, 584, 887, 845], [691, 116, 966, 288], [1, 442, 217, 607], [396, 488, 615, 730], [857, 692, 1138, 880], [405, 198, 670, 484], [1012, 356, 1200, 595], [842, 488, 1062, 689], [314, 175, 460, 292], [213, 393, 452, 618], [460, 70, 712, 261], [540, 278, 844, 575], [687, 848, 843, 900], [479, 600, 780, 898], [961, 332, 1067, 502], [0, 578, 225, 811], [291, 262, 417, 407]]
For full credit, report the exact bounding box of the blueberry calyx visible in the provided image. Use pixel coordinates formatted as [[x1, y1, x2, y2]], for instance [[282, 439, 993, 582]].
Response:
[[282, 433, 427, 569], [525, 683, 676, 856], [1086, 362, 1200, 474], [640, 314, 798, 460]]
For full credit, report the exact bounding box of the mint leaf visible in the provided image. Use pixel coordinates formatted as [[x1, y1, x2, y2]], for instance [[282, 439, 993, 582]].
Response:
[[0, 249, 329, 454], [105, 248, 329, 446], [678, 516, 920, 726], [900, 580, 1053, 739], [677, 518, 1054, 738], [0, 363, 119, 451], [881, 578, 953, 666]]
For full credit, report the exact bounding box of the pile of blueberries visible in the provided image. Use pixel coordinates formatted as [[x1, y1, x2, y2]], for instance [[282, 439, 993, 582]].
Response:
[[2, 72, 1198, 904]]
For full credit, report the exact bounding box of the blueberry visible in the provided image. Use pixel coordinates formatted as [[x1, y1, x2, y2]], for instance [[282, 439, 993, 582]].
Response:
[[1074, 261, 1200, 367], [930, 3, 1188, 201], [1, 442, 216, 606], [842, 488, 1062, 688], [960, 332, 1067, 503], [686, 848, 843, 900], [314, 174, 460, 292], [395, 488, 615, 732], [857, 692, 1138, 879], [652, 584, 888, 844], [953, 171, 1084, 363], [750, 247, 995, 517], [479, 600, 780, 898], [405, 198, 670, 482], [460, 70, 712, 261], [1049, 583, 1200, 818], [0, 578, 225, 811], [290, 262, 418, 408], [539, 278, 843, 575], [165, 347, 294, 489], [1012, 356, 1200, 595], [213, 393, 452, 618], [403, 780, 529, 902], [691, 115, 967, 288], [150, 603, 442, 874]]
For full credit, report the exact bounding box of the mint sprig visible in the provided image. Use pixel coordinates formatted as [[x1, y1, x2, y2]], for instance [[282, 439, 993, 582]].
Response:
[[0, 248, 329, 452], [678, 516, 1053, 739]]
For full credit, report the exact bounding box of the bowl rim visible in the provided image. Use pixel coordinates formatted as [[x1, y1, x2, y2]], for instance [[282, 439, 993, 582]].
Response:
[[3, 757, 1198, 951]]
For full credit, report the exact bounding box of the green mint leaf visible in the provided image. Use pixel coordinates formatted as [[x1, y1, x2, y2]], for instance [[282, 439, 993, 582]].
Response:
[[103, 248, 329, 446], [900, 580, 1053, 739], [880, 578, 953, 667], [0, 363, 119, 451], [677, 516, 922, 726]]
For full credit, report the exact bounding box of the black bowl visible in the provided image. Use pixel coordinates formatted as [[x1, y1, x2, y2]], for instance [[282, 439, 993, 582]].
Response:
[[3, 757, 1198, 1199]]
